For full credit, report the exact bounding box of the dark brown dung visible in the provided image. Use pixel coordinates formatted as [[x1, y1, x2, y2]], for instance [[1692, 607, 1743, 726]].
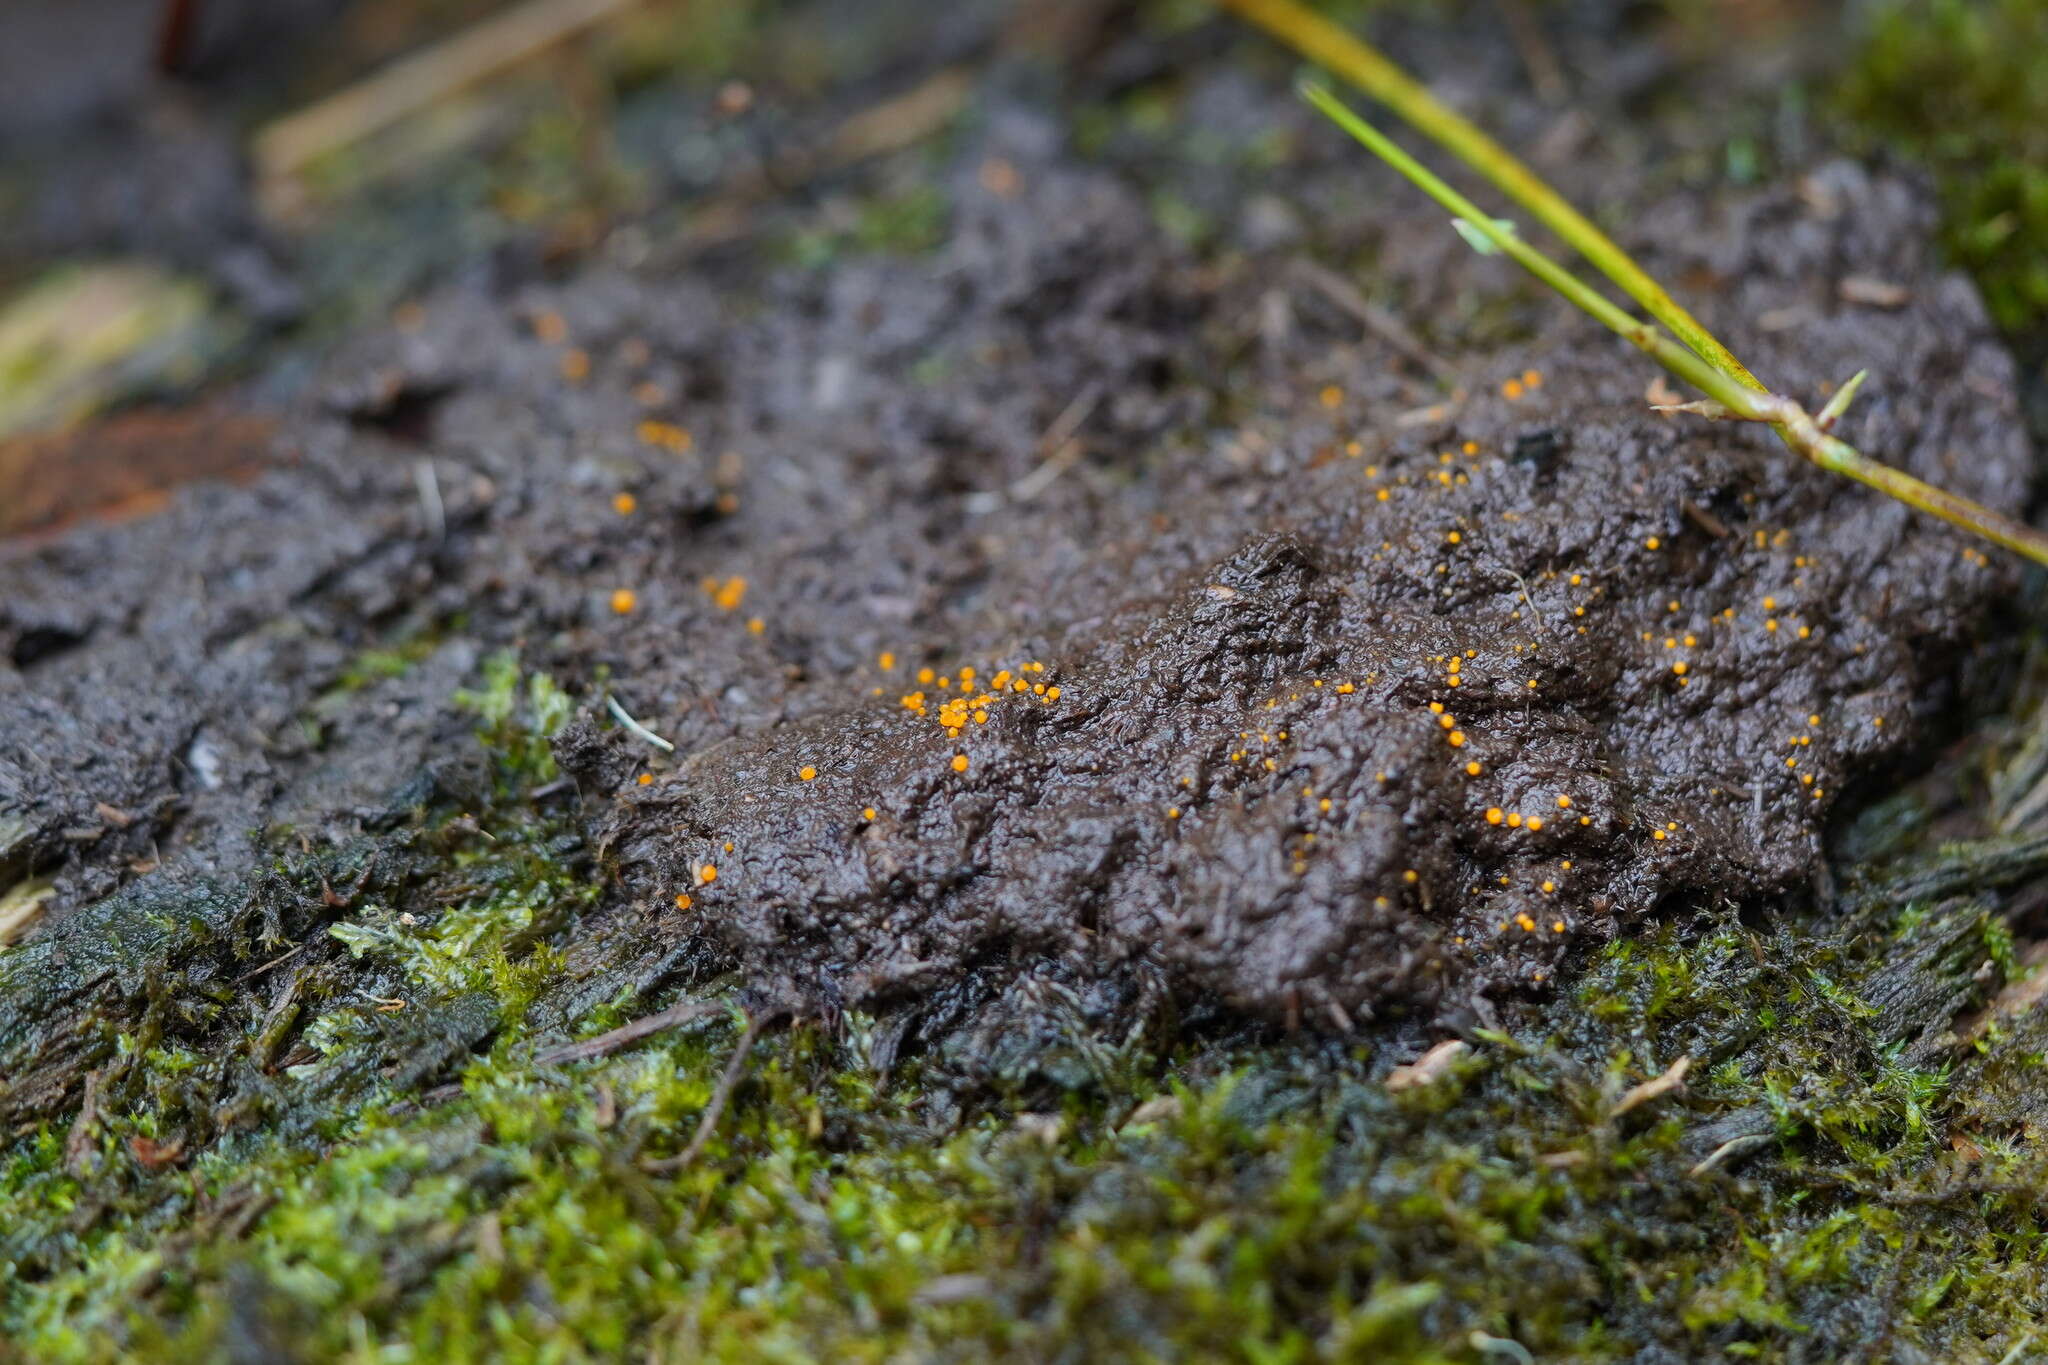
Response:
[[0, 124, 2026, 1028]]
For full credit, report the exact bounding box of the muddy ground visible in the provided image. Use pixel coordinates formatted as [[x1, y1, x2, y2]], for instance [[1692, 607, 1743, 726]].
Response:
[[4, 1, 2048, 1360], [1, 0, 2030, 1024]]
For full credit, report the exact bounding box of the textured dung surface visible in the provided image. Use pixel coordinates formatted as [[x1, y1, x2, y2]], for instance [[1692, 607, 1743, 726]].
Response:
[[577, 156, 2029, 1024], [0, 71, 2029, 1027]]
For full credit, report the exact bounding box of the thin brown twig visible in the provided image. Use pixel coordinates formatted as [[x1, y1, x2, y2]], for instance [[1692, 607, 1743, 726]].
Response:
[[65, 1070, 103, 1176], [234, 941, 310, 983], [1792, 1168, 2044, 1209], [253, 0, 644, 186], [533, 999, 723, 1067], [997, 385, 1103, 506], [672, 67, 973, 258], [1289, 260, 1462, 386], [1607, 1055, 1691, 1118], [1495, 0, 1568, 104], [642, 1010, 770, 1174]]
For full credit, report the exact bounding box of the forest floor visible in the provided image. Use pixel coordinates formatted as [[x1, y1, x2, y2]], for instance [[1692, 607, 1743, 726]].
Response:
[[4, 1, 2048, 1360]]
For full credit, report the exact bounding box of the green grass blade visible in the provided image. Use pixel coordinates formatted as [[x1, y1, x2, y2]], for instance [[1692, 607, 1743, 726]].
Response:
[[1224, 0, 1769, 394]]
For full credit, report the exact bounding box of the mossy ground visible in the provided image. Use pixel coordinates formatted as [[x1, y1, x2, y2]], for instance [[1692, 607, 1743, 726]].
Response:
[[6, 2, 2048, 1361], [6, 655, 2048, 1362], [1836, 0, 2048, 343]]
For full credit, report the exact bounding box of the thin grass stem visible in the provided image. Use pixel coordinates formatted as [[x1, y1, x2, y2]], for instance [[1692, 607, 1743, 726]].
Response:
[[1301, 85, 1751, 409], [1224, 0, 1766, 392], [1302, 83, 2048, 567]]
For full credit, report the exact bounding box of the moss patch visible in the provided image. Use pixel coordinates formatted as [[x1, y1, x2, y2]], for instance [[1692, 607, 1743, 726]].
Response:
[[6, 735, 2047, 1362], [1837, 0, 2048, 337]]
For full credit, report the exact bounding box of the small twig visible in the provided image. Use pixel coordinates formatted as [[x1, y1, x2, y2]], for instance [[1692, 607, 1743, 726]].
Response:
[[414, 458, 445, 542], [1002, 439, 1085, 506], [234, 941, 310, 983], [533, 999, 722, 1067], [1385, 1038, 1468, 1091], [1000, 384, 1104, 505], [1500, 563, 1550, 637], [642, 1010, 771, 1174], [1290, 260, 1461, 385], [1392, 397, 1464, 428], [605, 694, 675, 753], [1038, 384, 1105, 456], [253, 0, 643, 185], [1468, 1331, 1536, 1365], [1681, 500, 1730, 539], [1608, 1055, 1691, 1118], [1495, 0, 1567, 103], [673, 68, 973, 257], [65, 1070, 104, 1176], [1689, 1131, 1772, 1177], [1791, 1169, 2044, 1209], [0, 875, 55, 947]]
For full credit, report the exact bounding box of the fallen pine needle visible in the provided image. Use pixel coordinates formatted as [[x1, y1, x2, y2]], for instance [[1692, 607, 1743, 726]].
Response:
[[1609, 1055, 1692, 1118]]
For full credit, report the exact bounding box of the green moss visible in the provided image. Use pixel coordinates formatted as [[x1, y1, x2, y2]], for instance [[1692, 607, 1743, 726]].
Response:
[[854, 184, 950, 255], [453, 649, 573, 789], [8, 834, 2047, 1361], [1836, 0, 2048, 335], [326, 821, 597, 1005], [778, 182, 953, 270], [1149, 188, 1216, 249]]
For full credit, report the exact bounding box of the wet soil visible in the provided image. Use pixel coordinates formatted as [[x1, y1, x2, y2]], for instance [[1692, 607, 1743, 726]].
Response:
[[0, 8, 2033, 1046]]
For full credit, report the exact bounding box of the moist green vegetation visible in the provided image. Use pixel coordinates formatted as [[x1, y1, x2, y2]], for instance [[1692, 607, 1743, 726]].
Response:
[[778, 180, 953, 270], [7, 7, 2048, 1357], [4, 663, 2048, 1362], [1837, 0, 2048, 337]]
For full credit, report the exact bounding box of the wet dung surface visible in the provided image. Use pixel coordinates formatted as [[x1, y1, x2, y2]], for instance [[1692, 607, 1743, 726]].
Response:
[[0, 58, 2031, 1033]]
